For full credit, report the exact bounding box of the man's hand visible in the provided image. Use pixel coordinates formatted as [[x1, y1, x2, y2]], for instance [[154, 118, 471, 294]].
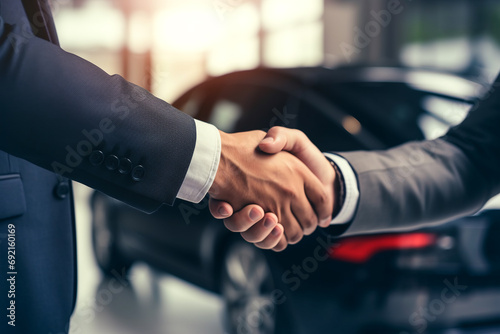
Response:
[[210, 127, 338, 251], [208, 130, 332, 251]]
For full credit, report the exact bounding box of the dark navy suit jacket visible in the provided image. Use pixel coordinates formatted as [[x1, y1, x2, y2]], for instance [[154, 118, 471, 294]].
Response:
[[0, 1, 197, 333]]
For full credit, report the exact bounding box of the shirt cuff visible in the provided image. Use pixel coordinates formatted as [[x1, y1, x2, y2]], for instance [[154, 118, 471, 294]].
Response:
[[324, 153, 359, 225], [176, 120, 221, 203]]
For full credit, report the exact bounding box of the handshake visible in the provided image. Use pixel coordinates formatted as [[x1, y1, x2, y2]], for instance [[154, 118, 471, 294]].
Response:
[[207, 126, 340, 252]]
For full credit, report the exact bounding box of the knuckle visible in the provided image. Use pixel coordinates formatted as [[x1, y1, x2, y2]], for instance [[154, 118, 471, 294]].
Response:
[[287, 230, 303, 244], [302, 215, 316, 229], [273, 243, 287, 252], [304, 224, 317, 236], [256, 242, 272, 250], [255, 238, 273, 250], [292, 128, 307, 141], [244, 229, 267, 243], [241, 232, 259, 243], [224, 220, 247, 233], [255, 243, 269, 250], [282, 187, 298, 200], [303, 217, 318, 235], [255, 130, 266, 137], [318, 189, 329, 205], [301, 131, 310, 141]]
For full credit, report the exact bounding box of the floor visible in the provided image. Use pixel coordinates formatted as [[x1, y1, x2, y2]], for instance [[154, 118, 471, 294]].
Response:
[[66, 182, 500, 334], [69, 183, 226, 334]]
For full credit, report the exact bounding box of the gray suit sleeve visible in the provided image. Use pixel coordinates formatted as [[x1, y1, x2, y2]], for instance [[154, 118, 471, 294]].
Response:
[[337, 139, 491, 236], [333, 74, 500, 236]]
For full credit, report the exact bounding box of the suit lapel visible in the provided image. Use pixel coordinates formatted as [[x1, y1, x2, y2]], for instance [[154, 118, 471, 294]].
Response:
[[20, 0, 59, 45]]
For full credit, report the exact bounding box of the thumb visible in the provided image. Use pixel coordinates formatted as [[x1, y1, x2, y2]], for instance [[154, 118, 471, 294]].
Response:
[[258, 126, 288, 154], [260, 127, 333, 186]]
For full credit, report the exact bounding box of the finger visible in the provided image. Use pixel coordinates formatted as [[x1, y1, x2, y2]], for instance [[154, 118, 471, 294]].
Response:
[[240, 213, 278, 243], [301, 166, 333, 227], [223, 205, 264, 233], [260, 127, 333, 186], [258, 126, 288, 154], [282, 208, 306, 244], [209, 198, 234, 219], [259, 126, 309, 157], [271, 232, 288, 252], [260, 127, 335, 225], [289, 201, 317, 240], [255, 224, 284, 250]]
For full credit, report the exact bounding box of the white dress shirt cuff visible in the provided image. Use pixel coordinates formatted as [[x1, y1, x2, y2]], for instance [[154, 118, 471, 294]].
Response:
[[324, 153, 360, 225], [176, 120, 221, 203]]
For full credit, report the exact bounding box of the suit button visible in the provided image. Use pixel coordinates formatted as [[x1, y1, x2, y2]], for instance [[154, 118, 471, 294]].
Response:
[[89, 150, 105, 166], [119, 158, 132, 174], [131, 165, 145, 181], [105, 155, 120, 171], [54, 181, 70, 199]]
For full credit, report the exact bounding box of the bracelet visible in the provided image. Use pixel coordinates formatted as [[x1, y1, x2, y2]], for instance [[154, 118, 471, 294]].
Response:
[[328, 158, 345, 218]]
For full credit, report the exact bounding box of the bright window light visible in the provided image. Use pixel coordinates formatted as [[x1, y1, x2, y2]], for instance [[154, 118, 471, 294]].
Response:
[[154, 6, 223, 53], [223, 3, 260, 39], [54, 0, 125, 50], [262, 0, 323, 31], [264, 22, 323, 67], [207, 37, 260, 76], [129, 11, 153, 54]]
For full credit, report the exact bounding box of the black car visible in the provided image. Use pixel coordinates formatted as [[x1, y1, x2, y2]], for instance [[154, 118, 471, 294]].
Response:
[[91, 66, 500, 334]]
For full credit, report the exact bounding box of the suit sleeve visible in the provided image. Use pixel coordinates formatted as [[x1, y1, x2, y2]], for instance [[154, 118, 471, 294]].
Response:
[[331, 75, 500, 236], [0, 15, 197, 213]]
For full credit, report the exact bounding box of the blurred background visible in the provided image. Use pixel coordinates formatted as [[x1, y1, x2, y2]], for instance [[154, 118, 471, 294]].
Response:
[[52, 0, 500, 333], [53, 0, 500, 101]]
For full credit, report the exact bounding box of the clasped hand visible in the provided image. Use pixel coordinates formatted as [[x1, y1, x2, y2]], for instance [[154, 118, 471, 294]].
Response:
[[208, 127, 338, 251]]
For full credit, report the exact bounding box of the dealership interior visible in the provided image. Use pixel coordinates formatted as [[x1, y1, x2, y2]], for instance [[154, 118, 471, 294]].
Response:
[[48, 0, 500, 333]]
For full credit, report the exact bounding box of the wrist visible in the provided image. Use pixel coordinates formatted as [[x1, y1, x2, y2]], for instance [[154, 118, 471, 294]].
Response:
[[208, 130, 230, 197], [208, 129, 266, 200], [324, 153, 359, 225], [328, 159, 345, 218]]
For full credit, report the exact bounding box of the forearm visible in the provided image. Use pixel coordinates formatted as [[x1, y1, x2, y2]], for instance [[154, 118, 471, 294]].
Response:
[[443, 75, 500, 199], [0, 16, 196, 212], [335, 139, 490, 236], [331, 74, 500, 236]]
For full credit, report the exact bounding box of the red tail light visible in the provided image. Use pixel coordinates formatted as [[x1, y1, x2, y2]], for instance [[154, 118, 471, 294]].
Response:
[[329, 233, 436, 263]]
